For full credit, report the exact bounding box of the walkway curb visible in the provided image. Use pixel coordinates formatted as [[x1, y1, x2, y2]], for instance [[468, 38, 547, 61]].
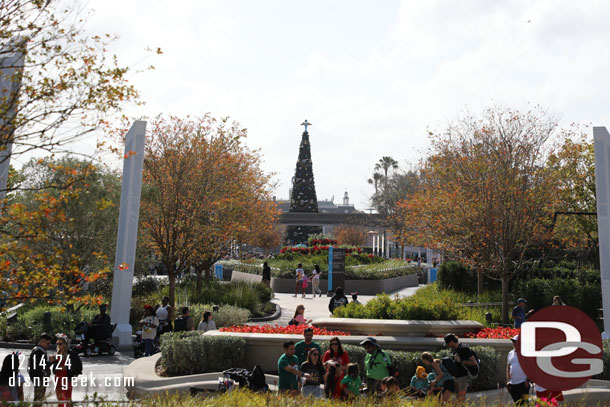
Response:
[[249, 301, 281, 322]]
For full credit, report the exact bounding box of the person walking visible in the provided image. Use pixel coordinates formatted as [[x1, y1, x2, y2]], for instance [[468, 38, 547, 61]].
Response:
[[278, 341, 309, 394], [197, 311, 217, 332], [311, 264, 322, 297], [262, 262, 271, 288], [421, 352, 454, 402], [52, 333, 82, 407], [300, 349, 325, 398], [328, 287, 349, 314], [507, 335, 529, 405], [512, 298, 534, 328], [28, 333, 53, 405], [139, 305, 159, 356], [156, 296, 173, 335], [174, 306, 195, 332], [291, 305, 312, 326], [443, 333, 478, 400], [295, 327, 321, 365], [294, 264, 305, 298], [360, 337, 391, 394]]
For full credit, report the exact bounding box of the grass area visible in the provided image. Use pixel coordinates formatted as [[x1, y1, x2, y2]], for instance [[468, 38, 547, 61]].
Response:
[[137, 389, 563, 407], [333, 284, 502, 325]]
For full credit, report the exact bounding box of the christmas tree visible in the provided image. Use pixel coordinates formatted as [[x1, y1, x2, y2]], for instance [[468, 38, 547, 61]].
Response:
[[286, 120, 322, 244]]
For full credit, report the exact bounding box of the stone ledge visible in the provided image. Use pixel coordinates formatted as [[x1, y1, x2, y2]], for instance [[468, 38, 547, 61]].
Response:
[[123, 353, 280, 399], [311, 318, 484, 337]]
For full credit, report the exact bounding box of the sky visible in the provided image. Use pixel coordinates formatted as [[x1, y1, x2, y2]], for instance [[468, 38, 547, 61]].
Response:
[[78, 0, 610, 210]]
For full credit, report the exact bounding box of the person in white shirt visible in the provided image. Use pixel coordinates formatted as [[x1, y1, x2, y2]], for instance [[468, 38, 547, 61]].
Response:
[[198, 311, 217, 332], [155, 296, 173, 335], [294, 264, 305, 298], [311, 264, 322, 298], [139, 305, 159, 356], [506, 335, 529, 404]]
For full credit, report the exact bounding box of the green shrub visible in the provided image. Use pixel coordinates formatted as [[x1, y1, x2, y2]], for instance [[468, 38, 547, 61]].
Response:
[[4, 306, 98, 342], [160, 332, 246, 375], [0, 315, 6, 341], [437, 261, 477, 292], [186, 304, 250, 328], [133, 277, 160, 297], [333, 284, 501, 325], [511, 277, 601, 322]]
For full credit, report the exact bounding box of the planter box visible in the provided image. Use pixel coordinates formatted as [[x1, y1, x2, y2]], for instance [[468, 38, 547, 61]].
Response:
[[230, 272, 418, 294], [312, 318, 484, 337], [203, 330, 512, 383]]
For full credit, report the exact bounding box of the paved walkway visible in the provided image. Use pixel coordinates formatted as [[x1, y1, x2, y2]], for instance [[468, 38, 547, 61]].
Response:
[[262, 284, 425, 326]]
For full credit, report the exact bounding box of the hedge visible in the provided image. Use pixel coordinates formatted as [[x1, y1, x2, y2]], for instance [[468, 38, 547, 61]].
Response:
[[160, 332, 246, 376], [0, 306, 98, 342], [332, 285, 501, 325]]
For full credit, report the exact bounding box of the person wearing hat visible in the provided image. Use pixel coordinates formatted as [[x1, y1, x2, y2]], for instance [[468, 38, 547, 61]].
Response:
[[139, 305, 159, 356], [409, 366, 430, 398], [360, 337, 392, 394], [506, 335, 529, 404], [512, 298, 535, 329]]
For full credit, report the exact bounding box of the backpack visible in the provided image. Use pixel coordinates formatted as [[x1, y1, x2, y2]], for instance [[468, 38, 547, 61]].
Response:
[[288, 319, 298, 326], [174, 316, 188, 332], [371, 350, 397, 377], [461, 350, 480, 380], [67, 351, 83, 377]]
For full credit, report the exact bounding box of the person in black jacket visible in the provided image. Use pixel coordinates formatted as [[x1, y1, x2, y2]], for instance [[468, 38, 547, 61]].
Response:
[[262, 262, 271, 287], [28, 333, 53, 405], [86, 304, 112, 351], [328, 287, 349, 314]]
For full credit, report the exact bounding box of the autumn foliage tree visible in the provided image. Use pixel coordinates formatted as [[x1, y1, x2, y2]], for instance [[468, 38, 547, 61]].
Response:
[[139, 115, 278, 304], [547, 136, 598, 262], [334, 224, 367, 247], [395, 106, 562, 323], [250, 223, 284, 257], [0, 158, 115, 308], [0, 0, 152, 193]]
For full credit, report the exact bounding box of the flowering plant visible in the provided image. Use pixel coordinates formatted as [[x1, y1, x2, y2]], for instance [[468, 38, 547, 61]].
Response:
[[464, 326, 519, 339], [219, 324, 351, 336]]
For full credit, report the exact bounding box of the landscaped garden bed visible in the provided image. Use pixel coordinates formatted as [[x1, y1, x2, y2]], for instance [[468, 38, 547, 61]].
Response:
[[219, 324, 351, 336]]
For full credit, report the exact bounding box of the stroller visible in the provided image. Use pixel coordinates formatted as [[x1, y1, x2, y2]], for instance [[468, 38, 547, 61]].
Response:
[[190, 365, 268, 395], [73, 321, 117, 356]]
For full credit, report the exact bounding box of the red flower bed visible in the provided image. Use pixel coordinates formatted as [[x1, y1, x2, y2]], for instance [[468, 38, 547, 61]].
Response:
[[219, 324, 351, 336], [464, 326, 519, 339]]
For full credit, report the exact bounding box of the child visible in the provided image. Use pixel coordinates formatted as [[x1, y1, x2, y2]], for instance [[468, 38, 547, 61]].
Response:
[[379, 376, 401, 397], [409, 366, 429, 398], [427, 371, 441, 395], [341, 363, 362, 398], [324, 361, 343, 399]]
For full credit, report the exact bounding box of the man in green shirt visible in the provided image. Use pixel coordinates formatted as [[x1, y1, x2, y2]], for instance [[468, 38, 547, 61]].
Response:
[[278, 341, 309, 393], [360, 337, 391, 394], [294, 327, 321, 365]]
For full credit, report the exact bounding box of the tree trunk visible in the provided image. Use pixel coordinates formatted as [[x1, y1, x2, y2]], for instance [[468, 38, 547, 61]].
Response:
[[477, 268, 484, 302], [501, 275, 509, 324], [196, 265, 203, 295], [168, 265, 176, 307]]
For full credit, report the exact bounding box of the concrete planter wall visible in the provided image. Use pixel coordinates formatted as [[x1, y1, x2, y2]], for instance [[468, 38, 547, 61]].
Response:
[[230, 270, 419, 295], [204, 331, 512, 383], [311, 318, 484, 337]]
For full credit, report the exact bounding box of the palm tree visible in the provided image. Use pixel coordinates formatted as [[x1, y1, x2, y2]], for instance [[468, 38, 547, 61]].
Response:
[[374, 156, 399, 181], [367, 172, 383, 194]]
